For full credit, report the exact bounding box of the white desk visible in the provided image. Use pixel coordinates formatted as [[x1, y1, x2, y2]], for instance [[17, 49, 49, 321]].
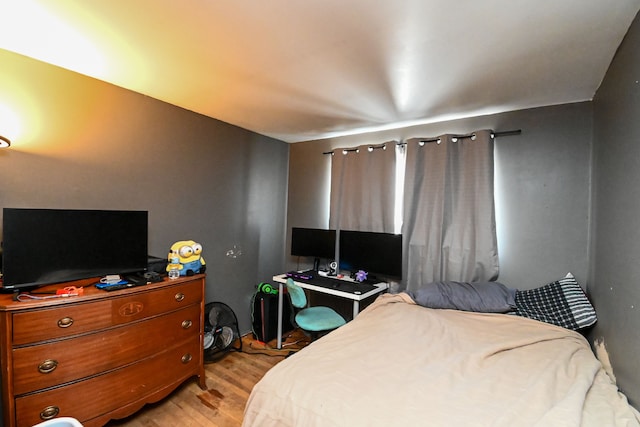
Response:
[[272, 273, 389, 349]]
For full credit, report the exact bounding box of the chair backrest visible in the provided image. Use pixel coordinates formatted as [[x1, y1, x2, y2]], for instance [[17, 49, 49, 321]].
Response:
[[286, 278, 307, 309]]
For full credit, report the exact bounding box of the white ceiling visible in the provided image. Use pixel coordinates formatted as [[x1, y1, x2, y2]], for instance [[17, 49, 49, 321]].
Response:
[[1, 1, 639, 143]]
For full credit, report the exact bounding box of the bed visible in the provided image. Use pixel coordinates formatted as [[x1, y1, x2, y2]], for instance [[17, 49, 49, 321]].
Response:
[[243, 274, 640, 426]]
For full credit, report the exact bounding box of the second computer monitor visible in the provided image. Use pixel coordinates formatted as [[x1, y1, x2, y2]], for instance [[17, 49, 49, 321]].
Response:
[[338, 230, 402, 280]]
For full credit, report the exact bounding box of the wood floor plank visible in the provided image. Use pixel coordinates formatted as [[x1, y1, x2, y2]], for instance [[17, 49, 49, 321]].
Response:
[[105, 332, 307, 427]]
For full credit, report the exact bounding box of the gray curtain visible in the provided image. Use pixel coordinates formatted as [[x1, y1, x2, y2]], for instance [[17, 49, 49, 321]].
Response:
[[329, 142, 397, 233], [402, 130, 498, 292]]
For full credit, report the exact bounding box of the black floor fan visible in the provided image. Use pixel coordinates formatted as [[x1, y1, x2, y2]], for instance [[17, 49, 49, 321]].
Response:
[[203, 302, 242, 362]]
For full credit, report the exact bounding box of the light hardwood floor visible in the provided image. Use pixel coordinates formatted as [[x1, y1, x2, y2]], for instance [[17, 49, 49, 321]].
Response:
[[105, 331, 308, 427]]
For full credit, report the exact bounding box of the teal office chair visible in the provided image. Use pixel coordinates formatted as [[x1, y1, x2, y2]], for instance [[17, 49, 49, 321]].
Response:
[[286, 278, 346, 339]]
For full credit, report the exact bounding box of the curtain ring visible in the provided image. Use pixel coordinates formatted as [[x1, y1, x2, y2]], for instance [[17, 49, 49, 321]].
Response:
[[471, 133, 477, 141]]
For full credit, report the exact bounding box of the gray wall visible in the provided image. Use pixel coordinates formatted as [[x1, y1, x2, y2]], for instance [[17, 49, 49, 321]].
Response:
[[287, 102, 593, 291], [0, 49, 289, 334], [591, 11, 640, 407]]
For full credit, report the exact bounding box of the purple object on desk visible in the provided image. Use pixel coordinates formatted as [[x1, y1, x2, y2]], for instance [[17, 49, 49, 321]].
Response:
[[355, 270, 368, 282], [286, 271, 314, 280]]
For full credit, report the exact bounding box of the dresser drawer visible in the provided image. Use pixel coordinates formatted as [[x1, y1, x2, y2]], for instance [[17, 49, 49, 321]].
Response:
[[13, 303, 201, 395], [15, 339, 202, 427], [12, 281, 203, 345]]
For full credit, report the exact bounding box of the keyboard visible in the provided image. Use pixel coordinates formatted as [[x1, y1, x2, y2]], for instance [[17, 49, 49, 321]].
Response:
[[286, 271, 379, 294]]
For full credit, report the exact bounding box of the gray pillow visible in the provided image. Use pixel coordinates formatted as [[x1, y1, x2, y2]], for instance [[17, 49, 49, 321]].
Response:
[[408, 281, 517, 313]]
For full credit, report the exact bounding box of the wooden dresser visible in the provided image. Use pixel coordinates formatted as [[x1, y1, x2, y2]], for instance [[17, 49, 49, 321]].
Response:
[[0, 274, 206, 427]]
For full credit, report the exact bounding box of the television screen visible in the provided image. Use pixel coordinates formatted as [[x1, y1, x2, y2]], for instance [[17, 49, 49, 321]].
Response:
[[1, 208, 148, 292], [338, 230, 402, 279], [290, 228, 336, 260]]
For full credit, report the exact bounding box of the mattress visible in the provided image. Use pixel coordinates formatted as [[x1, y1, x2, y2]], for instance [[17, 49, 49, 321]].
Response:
[[243, 293, 640, 427]]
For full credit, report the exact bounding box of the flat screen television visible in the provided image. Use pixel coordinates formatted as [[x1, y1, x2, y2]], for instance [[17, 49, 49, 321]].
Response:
[[290, 227, 336, 271], [338, 230, 402, 280], [1, 208, 148, 292]]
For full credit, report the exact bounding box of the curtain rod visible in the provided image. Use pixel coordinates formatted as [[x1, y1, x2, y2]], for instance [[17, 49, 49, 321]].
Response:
[[493, 129, 522, 137], [415, 129, 522, 144], [323, 129, 521, 155], [322, 141, 391, 155]]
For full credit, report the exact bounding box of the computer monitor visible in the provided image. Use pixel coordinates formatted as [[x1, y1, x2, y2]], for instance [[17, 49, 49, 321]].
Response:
[[290, 227, 336, 271], [338, 230, 402, 280]]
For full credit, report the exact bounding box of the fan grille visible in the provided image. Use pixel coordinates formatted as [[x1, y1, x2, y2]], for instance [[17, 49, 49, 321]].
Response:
[[204, 302, 241, 361]]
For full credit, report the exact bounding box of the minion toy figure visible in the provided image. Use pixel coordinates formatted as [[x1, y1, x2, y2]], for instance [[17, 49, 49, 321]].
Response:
[[167, 240, 206, 276]]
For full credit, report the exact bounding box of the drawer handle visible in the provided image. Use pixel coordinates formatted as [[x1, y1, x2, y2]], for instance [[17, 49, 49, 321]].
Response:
[[38, 359, 59, 374], [40, 405, 60, 421], [175, 292, 185, 302], [181, 353, 193, 364], [57, 317, 74, 328], [181, 319, 193, 329]]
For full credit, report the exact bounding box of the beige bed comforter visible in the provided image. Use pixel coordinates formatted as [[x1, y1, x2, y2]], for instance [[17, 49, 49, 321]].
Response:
[[243, 293, 640, 427]]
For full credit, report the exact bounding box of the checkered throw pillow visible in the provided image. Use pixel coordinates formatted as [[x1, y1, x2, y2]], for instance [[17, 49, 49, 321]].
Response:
[[514, 273, 597, 330]]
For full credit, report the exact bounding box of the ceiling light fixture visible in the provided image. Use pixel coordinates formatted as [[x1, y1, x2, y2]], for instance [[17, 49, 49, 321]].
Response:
[[0, 135, 11, 148]]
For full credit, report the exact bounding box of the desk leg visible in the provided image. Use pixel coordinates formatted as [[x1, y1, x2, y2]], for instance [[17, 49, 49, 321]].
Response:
[[353, 300, 360, 318], [277, 282, 284, 349]]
